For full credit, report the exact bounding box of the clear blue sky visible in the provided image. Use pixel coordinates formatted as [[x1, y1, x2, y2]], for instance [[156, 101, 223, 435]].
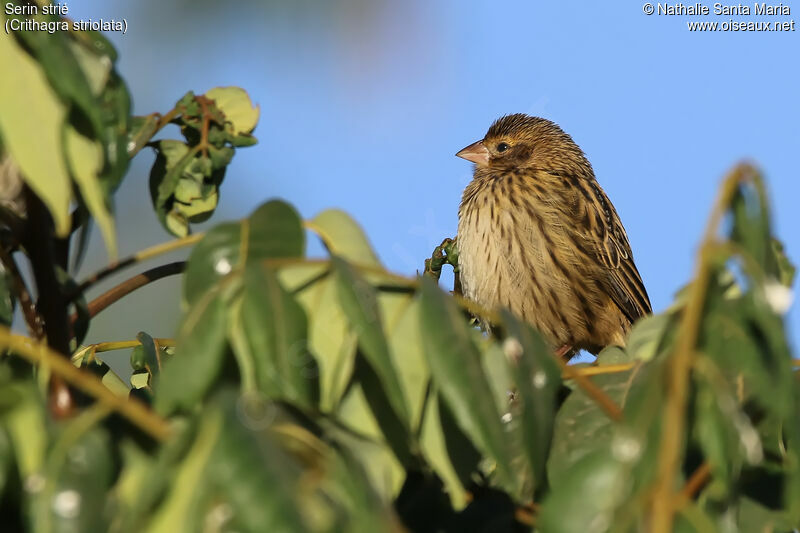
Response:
[[72, 1, 800, 351]]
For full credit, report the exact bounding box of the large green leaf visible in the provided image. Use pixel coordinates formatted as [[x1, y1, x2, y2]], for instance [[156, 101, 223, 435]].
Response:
[[418, 394, 470, 510], [286, 269, 358, 412], [247, 200, 305, 264], [205, 391, 309, 532], [418, 278, 514, 491], [0, 28, 71, 236], [308, 209, 381, 267], [0, 379, 46, 483], [538, 449, 632, 533], [501, 310, 562, 496], [233, 264, 319, 409], [385, 297, 429, 432], [332, 257, 409, 427], [319, 399, 406, 502], [155, 293, 229, 415], [65, 123, 117, 259], [547, 351, 643, 489], [183, 199, 304, 306], [145, 415, 221, 533], [32, 421, 115, 533]]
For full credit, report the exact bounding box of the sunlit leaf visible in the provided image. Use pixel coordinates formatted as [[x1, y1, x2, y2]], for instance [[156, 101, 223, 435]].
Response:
[[183, 200, 304, 307], [548, 352, 643, 489], [0, 29, 71, 235], [65, 125, 117, 259], [204, 87, 260, 135], [309, 209, 381, 267], [333, 257, 409, 427], [418, 278, 514, 491]]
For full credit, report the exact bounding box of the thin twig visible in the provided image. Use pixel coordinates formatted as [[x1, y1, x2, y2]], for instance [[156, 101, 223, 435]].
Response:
[[0, 326, 171, 441], [80, 261, 186, 321], [71, 338, 176, 365], [558, 358, 624, 421], [127, 108, 181, 159], [0, 247, 43, 338], [674, 461, 712, 509], [24, 187, 75, 418], [568, 363, 636, 377], [77, 233, 203, 295], [650, 163, 756, 533]]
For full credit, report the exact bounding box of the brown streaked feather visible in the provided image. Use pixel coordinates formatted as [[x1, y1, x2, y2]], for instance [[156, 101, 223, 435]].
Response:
[[569, 174, 652, 324]]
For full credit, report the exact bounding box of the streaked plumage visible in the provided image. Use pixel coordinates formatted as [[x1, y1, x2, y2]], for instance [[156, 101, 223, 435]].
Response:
[[456, 114, 651, 357]]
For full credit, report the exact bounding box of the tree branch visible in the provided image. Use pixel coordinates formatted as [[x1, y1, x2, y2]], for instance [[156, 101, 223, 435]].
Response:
[[0, 326, 171, 441], [0, 246, 43, 339], [24, 187, 75, 417], [78, 261, 186, 322], [77, 233, 203, 295]]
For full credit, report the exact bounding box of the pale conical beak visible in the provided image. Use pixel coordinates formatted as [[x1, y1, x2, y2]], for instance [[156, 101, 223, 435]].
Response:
[[456, 140, 490, 166]]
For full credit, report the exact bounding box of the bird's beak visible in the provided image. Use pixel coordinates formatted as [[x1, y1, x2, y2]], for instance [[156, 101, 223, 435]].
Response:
[[456, 140, 490, 167]]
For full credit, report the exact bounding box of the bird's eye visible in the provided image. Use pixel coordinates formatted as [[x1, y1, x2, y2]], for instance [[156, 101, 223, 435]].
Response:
[[496, 142, 509, 153]]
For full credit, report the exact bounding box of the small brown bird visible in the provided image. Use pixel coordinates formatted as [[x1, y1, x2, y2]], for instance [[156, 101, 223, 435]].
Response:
[[456, 114, 651, 357]]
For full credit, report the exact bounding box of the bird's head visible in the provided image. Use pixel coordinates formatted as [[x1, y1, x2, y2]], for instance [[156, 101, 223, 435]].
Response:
[[456, 114, 591, 176]]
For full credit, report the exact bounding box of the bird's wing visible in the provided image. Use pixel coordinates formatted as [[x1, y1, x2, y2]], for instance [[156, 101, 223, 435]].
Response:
[[569, 177, 652, 324]]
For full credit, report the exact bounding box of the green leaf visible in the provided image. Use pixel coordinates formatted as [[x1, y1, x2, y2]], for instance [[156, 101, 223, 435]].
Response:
[[501, 311, 562, 496], [418, 394, 470, 510], [626, 313, 673, 362], [418, 278, 514, 490], [96, 70, 131, 193], [234, 264, 319, 408], [333, 257, 409, 426], [0, 380, 47, 480], [538, 449, 631, 533], [136, 331, 161, 379], [309, 209, 381, 267], [128, 115, 159, 157], [385, 297, 429, 432], [770, 238, 795, 287], [146, 413, 221, 533], [247, 200, 305, 262], [12, 20, 106, 145], [736, 495, 796, 533], [0, 29, 71, 236], [204, 391, 309, 532], [204, 87, 260, 135], [288, 270, 358, 412], [68, 40, 111, 95], [693, 375, 744, 492], [321, 446, 402, 531], [182, 200, 304, 307], [333, 383, 407, 499], [33, 422, 115, 533], [65, 125, 117, 259], [155, 293, 229, 415], [548, 357, 643, 488]]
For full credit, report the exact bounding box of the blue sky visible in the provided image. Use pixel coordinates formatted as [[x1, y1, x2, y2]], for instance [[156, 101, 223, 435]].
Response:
[[71, 1, 800, 350]]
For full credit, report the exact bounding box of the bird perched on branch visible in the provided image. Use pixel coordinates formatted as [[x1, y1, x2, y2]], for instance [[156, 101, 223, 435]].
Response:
[[456, 114, 651, 358]]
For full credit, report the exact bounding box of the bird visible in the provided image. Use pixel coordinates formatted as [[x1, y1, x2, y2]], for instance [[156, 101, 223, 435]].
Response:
[[455, 114, 651, 358]]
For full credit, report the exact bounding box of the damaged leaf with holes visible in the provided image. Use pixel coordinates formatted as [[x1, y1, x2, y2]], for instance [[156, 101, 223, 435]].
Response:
[[148, 88, 259, 237]]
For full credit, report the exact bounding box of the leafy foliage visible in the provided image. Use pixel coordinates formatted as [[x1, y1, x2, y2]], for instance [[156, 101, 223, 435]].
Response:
[[0, 9, 798, 532]]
